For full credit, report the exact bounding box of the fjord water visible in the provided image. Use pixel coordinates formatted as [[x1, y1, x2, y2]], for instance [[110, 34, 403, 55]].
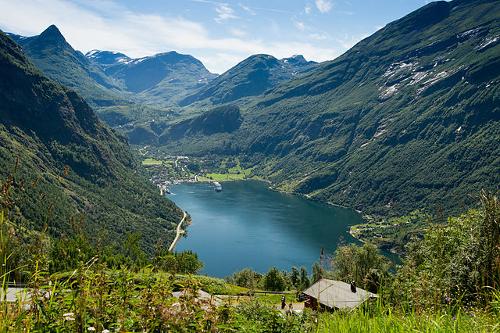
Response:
[[169, 180, 364, 277]]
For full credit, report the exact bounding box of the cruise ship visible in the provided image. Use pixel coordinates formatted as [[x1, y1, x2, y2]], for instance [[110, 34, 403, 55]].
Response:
[[213, 181, 222, 192]]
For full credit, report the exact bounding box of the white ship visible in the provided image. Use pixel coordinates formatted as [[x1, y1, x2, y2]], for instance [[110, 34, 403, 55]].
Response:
[[213, 181, 222, 192]]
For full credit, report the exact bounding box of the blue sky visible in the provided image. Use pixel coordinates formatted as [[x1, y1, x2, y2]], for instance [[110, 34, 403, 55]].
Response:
[[0, 0, 434, 73]]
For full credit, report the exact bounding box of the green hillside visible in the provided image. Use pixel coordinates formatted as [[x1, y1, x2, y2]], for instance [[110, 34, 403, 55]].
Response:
[[160, 0, 500, 217], [160, 105, 242, 143], [0, 31, 182, 252]]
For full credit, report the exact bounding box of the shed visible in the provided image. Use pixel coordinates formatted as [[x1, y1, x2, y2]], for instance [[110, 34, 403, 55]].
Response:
[[302, 279, 377, 311]]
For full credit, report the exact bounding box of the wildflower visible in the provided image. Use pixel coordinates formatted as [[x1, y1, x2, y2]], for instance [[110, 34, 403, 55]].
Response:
[[87, 327, 96, 331], [102, 330, 110, 333], [63, 312, 75, 321]]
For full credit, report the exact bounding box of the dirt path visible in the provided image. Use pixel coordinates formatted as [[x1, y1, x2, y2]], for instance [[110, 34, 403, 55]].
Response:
[[168, 211, 187, 252]]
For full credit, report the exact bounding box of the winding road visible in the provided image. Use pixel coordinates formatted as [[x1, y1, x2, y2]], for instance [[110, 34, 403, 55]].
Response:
[[168, 211, 187, 252]]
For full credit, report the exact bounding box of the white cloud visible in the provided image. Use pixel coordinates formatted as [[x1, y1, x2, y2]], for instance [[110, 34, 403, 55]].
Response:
[[229, 27, 246, 37], [239, 3, 256, 15], [315, 0, 333, 13], [294, 20, 306, 31], [0, 0, 342, 72], [304, 4, 312, 14], [199, 52, 243, 74], [214, 3, 238, 23], [309, 32, 328, 40]]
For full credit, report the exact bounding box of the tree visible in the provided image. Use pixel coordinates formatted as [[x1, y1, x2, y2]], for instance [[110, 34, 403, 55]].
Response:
[[299, 267, 310, 291], [312, 262, 324, 283], [123, 232, 148, 269], [394, 192, 500, 308], [263, 267, 286, 291], [154, 254, 178, 273], [331, 242, 390, 292], [477, 191, 500, 293], [227, 268, 261, 289], [290, 266, 300, 288], [49, 234, 94, 273], [175, 250, 203, 274]]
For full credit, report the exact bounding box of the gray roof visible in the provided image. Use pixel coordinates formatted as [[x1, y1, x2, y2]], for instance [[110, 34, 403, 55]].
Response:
[[172, 289, 222, 306], [303, 279, 377, 310]]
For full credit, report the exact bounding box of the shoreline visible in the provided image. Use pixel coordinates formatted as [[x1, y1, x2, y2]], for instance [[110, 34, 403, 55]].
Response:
[[167, 176, 375, 249], [167, 177, 401, 264], [169, 176, 365, 218], [168, 211, 188, 252]]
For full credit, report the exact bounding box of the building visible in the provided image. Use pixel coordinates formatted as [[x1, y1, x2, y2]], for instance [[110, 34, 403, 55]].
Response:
[[302, 279, 378, 311]]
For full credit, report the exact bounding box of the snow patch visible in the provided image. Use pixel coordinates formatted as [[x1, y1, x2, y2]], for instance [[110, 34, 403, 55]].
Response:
[[383, 62, 417, 79], [379, 84, 398, 100], [417, 71, 450, 94], [458, 27, 483, 39], [86, 49, 100, 58], [477, 35, 499, 51], [373, 128, 387, 139], [409, 71, 429, 85], [131, 57, 149, 64]]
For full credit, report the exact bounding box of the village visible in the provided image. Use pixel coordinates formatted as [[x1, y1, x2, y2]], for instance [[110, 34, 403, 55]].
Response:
[[140, 148, 255, 195]]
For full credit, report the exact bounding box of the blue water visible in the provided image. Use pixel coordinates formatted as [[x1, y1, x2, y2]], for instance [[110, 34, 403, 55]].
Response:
[[169, 180, 364, 277]]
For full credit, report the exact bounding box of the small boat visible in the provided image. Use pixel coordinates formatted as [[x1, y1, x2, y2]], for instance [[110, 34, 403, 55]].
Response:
[[213, 181, 222, 192]]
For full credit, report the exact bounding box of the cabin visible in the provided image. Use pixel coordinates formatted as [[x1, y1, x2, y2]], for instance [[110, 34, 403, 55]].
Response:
[[302, 279, 377, 311]]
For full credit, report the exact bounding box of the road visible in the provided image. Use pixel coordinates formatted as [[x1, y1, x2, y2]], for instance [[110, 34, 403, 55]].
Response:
[[168, 211, 187, 252]]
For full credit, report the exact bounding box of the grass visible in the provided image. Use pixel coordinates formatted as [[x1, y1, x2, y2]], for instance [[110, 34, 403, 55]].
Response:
[[200, 173, 247, 181], [253, 291, 297, 304], [173, 274, 248, 295], [199, 159, 255, 182], [142, 158, 163, 166], [315, 309, 499, 333], [50, 269, 249, 296]]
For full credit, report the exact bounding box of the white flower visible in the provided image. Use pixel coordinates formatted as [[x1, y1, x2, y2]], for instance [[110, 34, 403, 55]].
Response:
[[87, 327, 96, 331], [63, 312, 75, 321], [102, 330, 110, 333]]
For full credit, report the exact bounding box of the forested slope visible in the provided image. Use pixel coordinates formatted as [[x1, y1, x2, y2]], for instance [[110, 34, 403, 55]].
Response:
[[162, 0, 500, 217], [0, 31, 182, 251]]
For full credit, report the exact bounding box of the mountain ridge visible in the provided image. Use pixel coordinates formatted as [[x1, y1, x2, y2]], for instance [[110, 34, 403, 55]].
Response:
[[179, 53, 317, 106], [83, 49, 217, 107], [8, 25, 126, 107], [0, 31, 182, 251], [159, 0, 500, 217]]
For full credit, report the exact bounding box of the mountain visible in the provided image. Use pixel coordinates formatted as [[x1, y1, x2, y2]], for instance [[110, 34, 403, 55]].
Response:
[[86, 50, 216, 105], [0, 31, 182, 251], [160, 105, 242, 143], [8, 25, 126, 107], [179, 54, 317, 106], [162, 0, 500, 217], [85, 49, 131, 69]]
